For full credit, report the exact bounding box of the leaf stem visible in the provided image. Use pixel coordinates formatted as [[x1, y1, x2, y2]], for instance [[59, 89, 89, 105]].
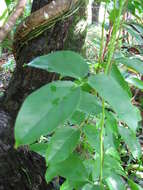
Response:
[[99, 99, 105, 185], [105, 0, 124, 75], [98, 4, 107, 64], [99, 0, 125, 185], [98, 3, 107, 185], [97, 4, 107, 73]]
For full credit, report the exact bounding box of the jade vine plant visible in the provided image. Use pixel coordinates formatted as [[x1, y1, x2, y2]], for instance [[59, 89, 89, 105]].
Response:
[[14, 1, 143, 190]]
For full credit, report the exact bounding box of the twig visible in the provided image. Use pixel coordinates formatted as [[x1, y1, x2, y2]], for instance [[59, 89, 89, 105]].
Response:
[[102, 24, 112, 61], [0, 0, 27, 43]]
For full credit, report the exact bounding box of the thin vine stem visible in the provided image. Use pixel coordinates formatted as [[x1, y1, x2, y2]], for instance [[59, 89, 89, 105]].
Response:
[[97, 4, 107, 72], [98, 3, 107, 185], [99, 99, 105, 185], [105, 0, 125, 75], [99, 0, 125, 186]]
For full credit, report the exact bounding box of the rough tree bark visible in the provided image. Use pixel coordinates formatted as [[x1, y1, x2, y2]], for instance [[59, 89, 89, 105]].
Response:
[[3, 0, 87, 118], [0, 0, 87, 189]]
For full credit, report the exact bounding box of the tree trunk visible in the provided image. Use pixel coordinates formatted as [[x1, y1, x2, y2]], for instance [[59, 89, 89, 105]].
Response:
[[2, 0, 87, 119], [92, 1, 100, 24], [0, 0, 87, 189]]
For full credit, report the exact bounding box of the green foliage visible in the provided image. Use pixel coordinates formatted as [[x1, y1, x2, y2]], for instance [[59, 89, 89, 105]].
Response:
[[111, 64, 132, 98], [46, 153, 88, 186], [88, 74, 140, 132], [46, 127, 80, 165], [29, 143, 48, 157], [116, 56, 143, 75], [5, 0, 13, 6], [14, 1, 143, 189], [128, 179, 143, 190], [83, 124, 100, 152], [78, 91, 102, 115], [105, 173, 126, 190], [28, 51, 89, 79], [127, 77, 143, 90], [123, 24, 143, 45], [15, 81, 80, 146], [128, 0, 143, 16], [82, 183, 101, 190], [60, 180, 72, 190], [119, 127, 141, 159], [15, 48, 143, 189]]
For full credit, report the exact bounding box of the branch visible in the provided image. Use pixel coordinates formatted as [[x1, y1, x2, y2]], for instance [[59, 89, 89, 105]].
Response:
[[14, 0, 78, 41], [0, 0, 27, 43]]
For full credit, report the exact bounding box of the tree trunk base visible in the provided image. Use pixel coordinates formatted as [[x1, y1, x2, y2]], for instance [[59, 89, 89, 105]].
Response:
[[0, 110, 53, 190]]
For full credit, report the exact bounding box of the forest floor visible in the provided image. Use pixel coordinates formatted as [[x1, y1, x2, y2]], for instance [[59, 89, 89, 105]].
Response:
[[0, 53, 15, 96]]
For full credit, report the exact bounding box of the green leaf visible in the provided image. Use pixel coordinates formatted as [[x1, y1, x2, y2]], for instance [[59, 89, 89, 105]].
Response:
[[126, 77, 143, 90], [82, 184, 101, 190], [0, 9, 8, 20], [124, 24, 143, 44], [111, 64, 132, 98], [57, 154, 88, 182], [119, 127, 141, 159], [70, 110, 86, 125], [128, 179, 143, 190], [45, 164, 58, 183], [116, 57, 143, 75], [127, 2, 135, 14], [104, 155, 125, 177], [131, 23, 143, 35], [83, 124, 100, 152], [46, 127, 80, 164], [28, 51, 89, 79], [15, 81, 80, 146], [104, 130, 117, 151], [88, 74, 141, 132], [5, 0, 12, 6], [29, 143, 48, 157], [105, 115, 120, 156], [105, 112, 118, 136], [92, 155, 100, 180], [45, 154, 88, 184], [109, 9, 119, 23], [105, 147, 120, 162], [60, 180, 73, 190], [83, 159, 95, 178], [92, 154, 125, 181], [79, 91, 102, 115], [106, 173, 126, 190]]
